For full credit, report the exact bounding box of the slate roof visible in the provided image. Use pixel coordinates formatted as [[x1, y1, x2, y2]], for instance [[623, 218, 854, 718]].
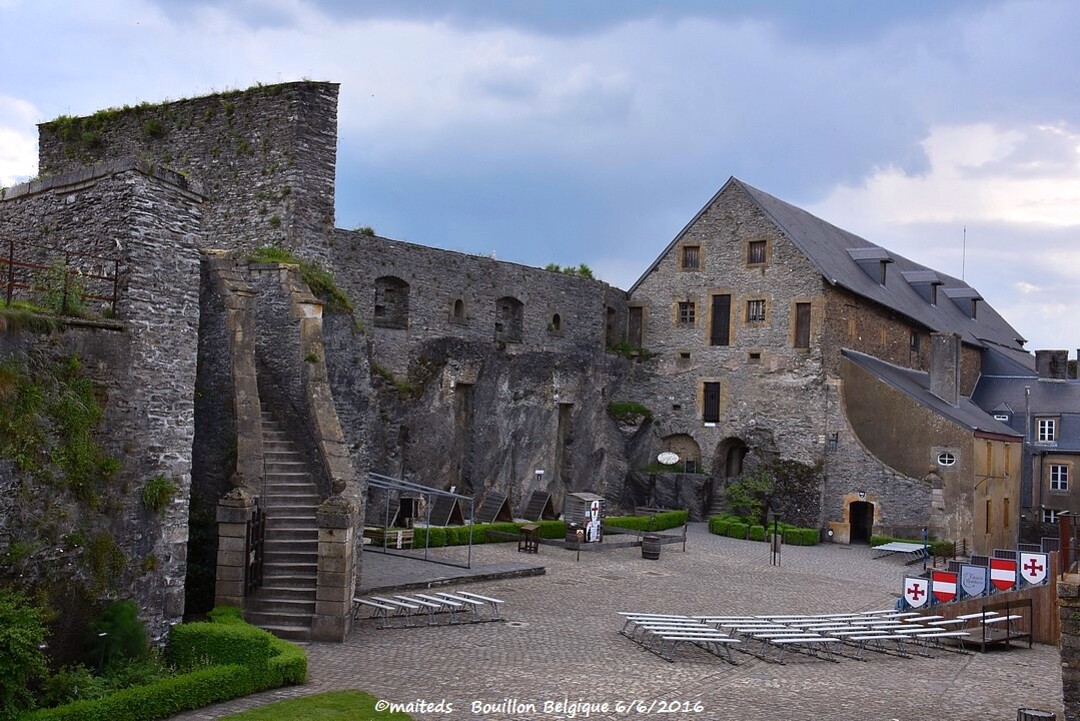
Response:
[[842, 349, 1022, 438], [631, 177, 1032, 364], [972, 358, 1080, 452]]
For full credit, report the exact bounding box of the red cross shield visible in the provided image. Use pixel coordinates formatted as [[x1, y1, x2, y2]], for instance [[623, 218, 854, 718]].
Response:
[[903, 576, 929, 608], [1019, 552, 1048, 585]]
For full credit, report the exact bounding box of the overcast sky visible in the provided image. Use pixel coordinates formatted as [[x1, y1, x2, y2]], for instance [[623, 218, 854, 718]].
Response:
[[1, 0, 1078, 353]]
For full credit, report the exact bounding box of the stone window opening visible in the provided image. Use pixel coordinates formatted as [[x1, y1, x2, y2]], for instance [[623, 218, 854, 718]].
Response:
[[703, 382, 721, 424], [910, 331, 920, 352], [449, 298, 467, 324], [495, 296, 524, 343], [548, 313, 563, 334], [747, 239, 767, 265], [794, 302, 811, 348], [373, 276, 409, 329], [681, 245, 700, 270], [678, 301, 696, 326], [748, 351, 762, 363], [746, 299, 766, 323], [937, 451, 956, 467]]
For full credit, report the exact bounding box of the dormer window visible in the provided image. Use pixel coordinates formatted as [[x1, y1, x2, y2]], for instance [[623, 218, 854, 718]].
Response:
[[1038, 418, 1057, 443], [847, 247, 892, 284]]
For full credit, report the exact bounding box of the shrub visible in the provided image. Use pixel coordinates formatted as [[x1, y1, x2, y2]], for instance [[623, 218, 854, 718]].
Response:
[[0, 587, 49, 720], [782, 528, 820, 546], [83, 601, 149, 673], [606, 401, 652, 425], [40, 664, 106, 707], [726, 522, 749, 540], [141, 476, 178, 516], [748, 525, 766, 542], [168, 622, 272, 671]]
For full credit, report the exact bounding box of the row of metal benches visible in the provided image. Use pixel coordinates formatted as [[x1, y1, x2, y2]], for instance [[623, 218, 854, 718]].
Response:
[[353, 590, 505, 629], [619, 608, 980, 664]]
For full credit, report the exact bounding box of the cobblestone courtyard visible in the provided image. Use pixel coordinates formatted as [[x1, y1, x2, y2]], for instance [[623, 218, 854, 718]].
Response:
[[174, 524, 1063, 720]]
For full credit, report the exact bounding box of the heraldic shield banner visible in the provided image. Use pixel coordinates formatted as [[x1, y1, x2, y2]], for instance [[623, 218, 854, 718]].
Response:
[[931, 570, 957, 603], [960, 564, 988, 598], [903, 576, 929, 608], [990, 558, 1017, 591], [1020, 552, 1049, 586]]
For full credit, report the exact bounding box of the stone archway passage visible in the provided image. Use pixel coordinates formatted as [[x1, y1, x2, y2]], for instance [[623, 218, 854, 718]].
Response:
[[849, 501, 875, 544], [717, 437, 749, 478]]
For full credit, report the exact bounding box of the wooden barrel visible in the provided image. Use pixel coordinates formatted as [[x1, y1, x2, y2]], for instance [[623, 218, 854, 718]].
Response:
[[642, 535, 661, 560]]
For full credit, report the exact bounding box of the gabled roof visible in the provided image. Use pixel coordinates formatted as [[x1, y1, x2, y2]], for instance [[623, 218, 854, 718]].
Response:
[[843, 349, 1021, 438], [630, 177, 1030, 357]]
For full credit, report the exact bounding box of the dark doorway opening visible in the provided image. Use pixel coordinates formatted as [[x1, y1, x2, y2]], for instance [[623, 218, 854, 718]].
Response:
[[717, 437, 748, 478], [849, 501, 874, 543]]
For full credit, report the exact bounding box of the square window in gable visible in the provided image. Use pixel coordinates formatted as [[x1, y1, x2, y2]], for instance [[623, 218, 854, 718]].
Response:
[[747, 240, 767, 265], [680, 245, 700, 270]]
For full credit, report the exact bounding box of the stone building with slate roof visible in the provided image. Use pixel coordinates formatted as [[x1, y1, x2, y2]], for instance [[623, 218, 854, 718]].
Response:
[[625, 177, 1029, 552], [973, 348, 1080, 540]]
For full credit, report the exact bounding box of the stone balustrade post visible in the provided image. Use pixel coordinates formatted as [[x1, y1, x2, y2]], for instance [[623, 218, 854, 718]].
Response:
[[312, 495, 358, 641], [215, 487, 256, 610]]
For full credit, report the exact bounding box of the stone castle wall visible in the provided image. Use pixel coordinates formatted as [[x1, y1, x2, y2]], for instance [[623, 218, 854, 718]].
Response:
[[330, 230, 624, 374], [0, 161, 202, 636], [37, 82, 339, 264]]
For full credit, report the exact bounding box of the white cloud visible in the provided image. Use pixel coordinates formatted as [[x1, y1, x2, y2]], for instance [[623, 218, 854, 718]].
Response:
[[0, 95, 38, 186]]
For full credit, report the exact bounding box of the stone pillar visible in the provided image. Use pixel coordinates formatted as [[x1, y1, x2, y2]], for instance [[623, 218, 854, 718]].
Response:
[[1059, 573, 1080, 721], [312, 495, 358, 642], [214, 487, 256, 610]]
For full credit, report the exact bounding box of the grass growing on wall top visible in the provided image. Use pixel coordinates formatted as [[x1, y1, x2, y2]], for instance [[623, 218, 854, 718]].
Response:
[[248, 244, 353, 313]]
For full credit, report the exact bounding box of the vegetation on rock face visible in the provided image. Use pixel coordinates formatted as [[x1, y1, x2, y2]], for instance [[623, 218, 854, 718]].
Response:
[[606, 401, 652, 425], [141, 476, 178, 516], [0, 355, 119, 508], [0, 587, 49, 721], [247, 244, 353, 313]]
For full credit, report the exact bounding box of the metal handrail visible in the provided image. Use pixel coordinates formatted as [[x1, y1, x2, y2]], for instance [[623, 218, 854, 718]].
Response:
[[0, 234, 120, 316]]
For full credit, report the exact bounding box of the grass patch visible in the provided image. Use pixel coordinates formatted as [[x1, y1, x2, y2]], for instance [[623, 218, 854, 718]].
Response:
[[220, 690, 414, 720], [606, 401, 652, 425], [248, 245, 352, 313]]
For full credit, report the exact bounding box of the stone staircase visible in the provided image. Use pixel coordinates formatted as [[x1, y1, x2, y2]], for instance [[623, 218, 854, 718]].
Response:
[[244, 408, 321, 640]]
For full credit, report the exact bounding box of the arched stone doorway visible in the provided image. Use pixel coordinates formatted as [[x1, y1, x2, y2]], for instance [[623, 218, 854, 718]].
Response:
[[849, 501, 875, 544], [661, 433, 701, 474], [716, 437, 748, 478]]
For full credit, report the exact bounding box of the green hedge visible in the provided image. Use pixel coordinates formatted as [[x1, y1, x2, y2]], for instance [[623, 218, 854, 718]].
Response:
[[407, 512, 688, 549], [22, 609, 306, 721], [707, 515, 819, 545]]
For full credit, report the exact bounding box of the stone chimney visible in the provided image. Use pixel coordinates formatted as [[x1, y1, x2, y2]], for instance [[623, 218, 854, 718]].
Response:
[[1035, 349, 1068, 381], [929, 332, 961, 406]]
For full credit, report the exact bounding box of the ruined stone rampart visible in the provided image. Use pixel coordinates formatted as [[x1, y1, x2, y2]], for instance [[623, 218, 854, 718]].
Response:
[[0, 161, 202, 636], [37, 82, 339, 264], [331, 230, 624, 373]]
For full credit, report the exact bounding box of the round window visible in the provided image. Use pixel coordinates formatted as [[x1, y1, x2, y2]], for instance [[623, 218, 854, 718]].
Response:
[[937, 452, 956, 467]]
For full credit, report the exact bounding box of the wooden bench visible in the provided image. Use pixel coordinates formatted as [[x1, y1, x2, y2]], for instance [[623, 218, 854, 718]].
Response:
[[456, 591, 505, 620], [352, 598, 397, 629]]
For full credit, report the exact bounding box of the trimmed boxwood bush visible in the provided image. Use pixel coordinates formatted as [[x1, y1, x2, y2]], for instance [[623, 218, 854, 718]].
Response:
[[406, 512, 687, 549], [708, 514, 819, 546], [23, 608, 306, 721], [782, 528, 819, 546]]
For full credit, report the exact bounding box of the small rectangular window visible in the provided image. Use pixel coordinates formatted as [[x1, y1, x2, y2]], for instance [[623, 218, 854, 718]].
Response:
[[910, 331, 920, 351], [1038, 418, 1057, 442], [985, 441, 993, 477], [746, 299, 766, 323], [1051, 464, 1070, 491], [681, 245, 700, 269], [1043, 508, 1059, 524], [678, 301, 696, 326], [985, 499, 991, 534], [703, 382, 721, 423], [1004, 497, 1010, 529], [794, 302, 811, 348], [747, 240, 767, 265]]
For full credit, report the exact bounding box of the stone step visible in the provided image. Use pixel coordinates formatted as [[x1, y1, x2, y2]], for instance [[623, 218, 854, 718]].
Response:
[[262, 498, 322, 510], [261, 505, 319, 517], [258, 584, 318, 601], [255, 624, 312, 642], [244, 609, 313, 632], [265, 461, 309, 473], [261, 572, 318, 587], [263, 539, 318, 553], [264, 550, 319, 565], [262, 443, 299, 453], [248, 597, 316, 615], [263, 524, 318, 536], [263, 471, 315, 481]]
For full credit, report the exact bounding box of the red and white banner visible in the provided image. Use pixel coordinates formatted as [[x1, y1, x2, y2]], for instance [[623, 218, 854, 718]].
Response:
[[989, 558, 1017, 591], [931, 570, 958, 603], [1020, 552, 1048, 586], [903, 576, 929, 608]]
